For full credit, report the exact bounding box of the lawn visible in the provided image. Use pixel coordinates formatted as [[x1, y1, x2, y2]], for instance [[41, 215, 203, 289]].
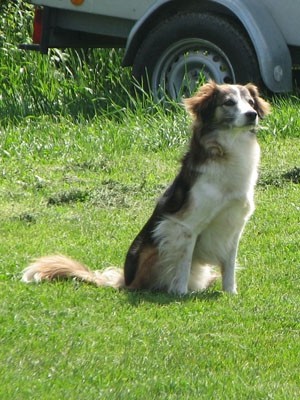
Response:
[[0, 2, 299, 399]]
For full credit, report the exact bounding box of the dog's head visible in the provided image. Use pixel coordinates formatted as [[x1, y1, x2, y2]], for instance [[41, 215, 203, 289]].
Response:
[[184, 81, 270, 130]]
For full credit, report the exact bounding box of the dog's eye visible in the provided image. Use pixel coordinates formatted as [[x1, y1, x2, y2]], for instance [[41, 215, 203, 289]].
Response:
[[223, 99, 236, 107], [248, 99, 255, 107]]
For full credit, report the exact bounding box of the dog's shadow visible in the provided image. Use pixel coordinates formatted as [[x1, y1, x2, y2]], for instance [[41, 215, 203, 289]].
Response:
[[125, 288, 223, 307]]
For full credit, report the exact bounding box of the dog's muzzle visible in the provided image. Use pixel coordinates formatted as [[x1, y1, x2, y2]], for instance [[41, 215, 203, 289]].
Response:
[[245, 111, 257, 124]]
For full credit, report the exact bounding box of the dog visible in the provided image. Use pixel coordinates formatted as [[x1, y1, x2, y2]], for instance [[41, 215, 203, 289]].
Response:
[[22, 82, 270, 295]]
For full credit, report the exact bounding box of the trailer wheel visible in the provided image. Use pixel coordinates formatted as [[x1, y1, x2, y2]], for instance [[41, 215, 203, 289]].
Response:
[[132, 13, 260, 101]]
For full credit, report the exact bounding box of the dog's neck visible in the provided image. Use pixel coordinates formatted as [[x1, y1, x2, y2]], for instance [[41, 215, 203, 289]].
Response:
[[180, 123, 259, 181]]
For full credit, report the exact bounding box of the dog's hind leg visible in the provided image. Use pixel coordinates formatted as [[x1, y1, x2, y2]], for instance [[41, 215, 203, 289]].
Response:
[[188, 263, 218, 291]]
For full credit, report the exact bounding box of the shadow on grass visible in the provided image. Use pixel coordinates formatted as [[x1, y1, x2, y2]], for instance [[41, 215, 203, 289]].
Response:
[[125, 288, 223, 306], [258, 166, 300, 188]]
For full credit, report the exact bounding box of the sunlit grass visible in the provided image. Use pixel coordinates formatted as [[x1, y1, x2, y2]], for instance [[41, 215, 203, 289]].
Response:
[[0, 1, 299, 399]]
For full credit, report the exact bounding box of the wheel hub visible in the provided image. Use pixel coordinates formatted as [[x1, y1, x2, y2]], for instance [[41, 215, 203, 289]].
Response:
[[152, 39, 235, 101]]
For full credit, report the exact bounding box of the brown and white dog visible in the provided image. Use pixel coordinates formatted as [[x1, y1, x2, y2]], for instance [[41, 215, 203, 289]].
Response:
[[22, 82, 270, 295]]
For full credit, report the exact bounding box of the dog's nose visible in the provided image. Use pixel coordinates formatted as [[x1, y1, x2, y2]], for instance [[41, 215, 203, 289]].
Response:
[[245, 111, 257, 121]]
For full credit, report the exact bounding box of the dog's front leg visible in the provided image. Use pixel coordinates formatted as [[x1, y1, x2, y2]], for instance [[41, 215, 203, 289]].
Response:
[[221, 239, 240, 294], [168, 253, 193, 295], [154, 219, 196, 295], [163, 237, 196, 295]]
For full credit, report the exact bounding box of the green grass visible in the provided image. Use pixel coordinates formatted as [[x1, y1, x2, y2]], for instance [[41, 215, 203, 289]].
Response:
[[1, 1, 300, 399]]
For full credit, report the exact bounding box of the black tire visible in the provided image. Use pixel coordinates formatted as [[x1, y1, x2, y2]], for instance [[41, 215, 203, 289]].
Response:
[[132, 13, 261, 101]]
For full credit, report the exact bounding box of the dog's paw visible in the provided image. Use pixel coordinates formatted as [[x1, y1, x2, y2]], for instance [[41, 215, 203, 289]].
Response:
[[223, 287, 238, 295], [168, 283, 188, 296]]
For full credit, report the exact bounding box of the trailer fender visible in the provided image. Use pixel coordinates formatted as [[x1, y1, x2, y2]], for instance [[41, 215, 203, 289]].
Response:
[[123, 0, 292, 92]]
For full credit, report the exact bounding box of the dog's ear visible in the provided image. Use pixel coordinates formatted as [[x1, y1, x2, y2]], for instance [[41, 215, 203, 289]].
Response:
[[183, 81, 218, 122], [246, 84, 271, 119]]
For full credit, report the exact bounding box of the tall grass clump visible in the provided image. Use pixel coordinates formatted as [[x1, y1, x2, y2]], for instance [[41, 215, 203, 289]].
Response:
[[0, 0, 164, 124]]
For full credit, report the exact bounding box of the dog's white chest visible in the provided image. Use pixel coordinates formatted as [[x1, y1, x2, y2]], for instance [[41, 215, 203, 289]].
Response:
[[184, 136, 259, 234]]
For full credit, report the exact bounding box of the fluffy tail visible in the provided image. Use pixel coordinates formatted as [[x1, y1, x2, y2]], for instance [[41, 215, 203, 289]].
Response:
[[21, 255, 125, 289]]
